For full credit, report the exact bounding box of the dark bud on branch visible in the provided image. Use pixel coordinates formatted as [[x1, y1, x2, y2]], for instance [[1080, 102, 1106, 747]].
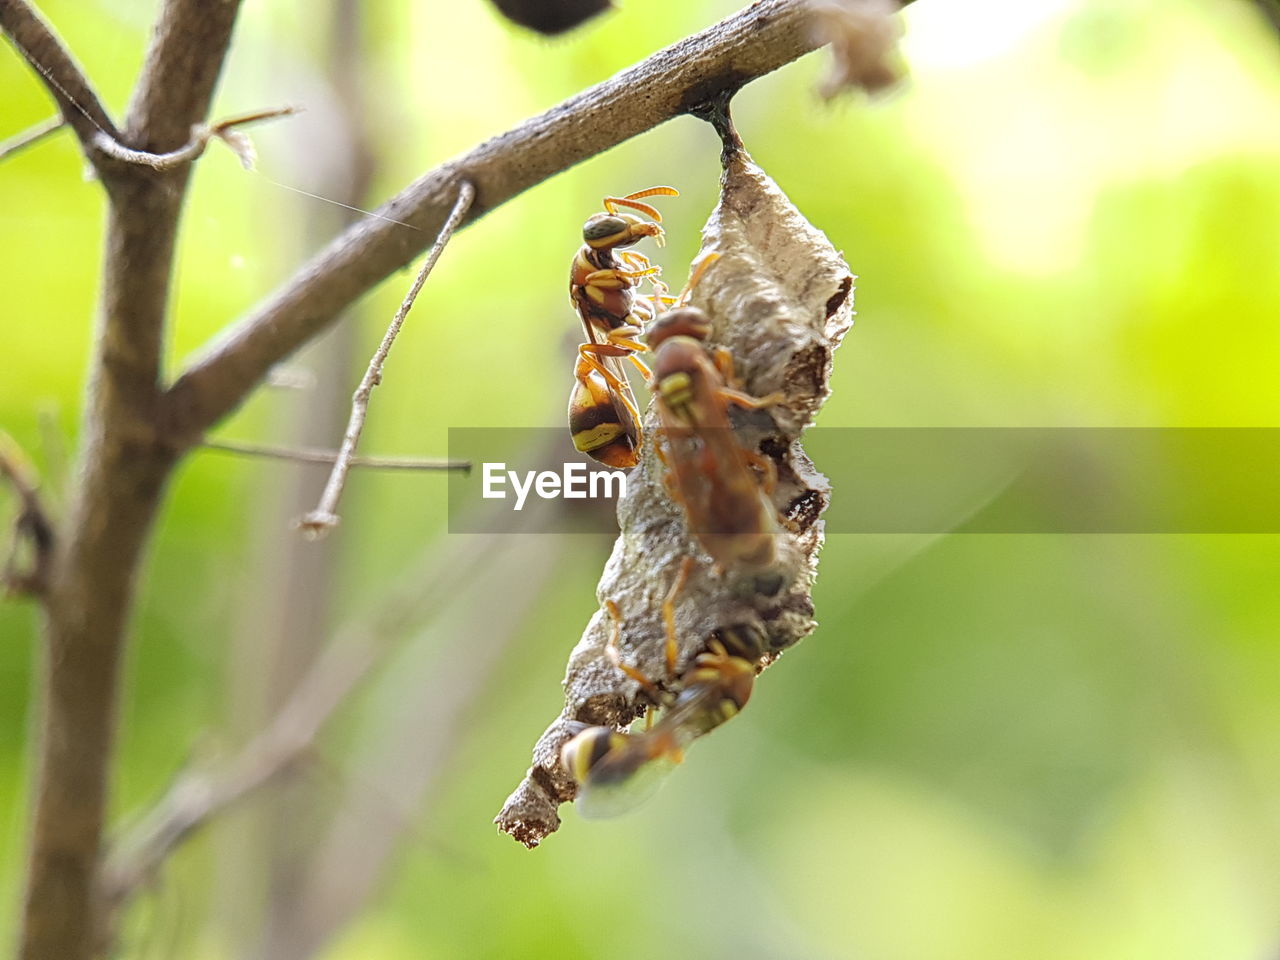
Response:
[[488, 0, 613, 35]]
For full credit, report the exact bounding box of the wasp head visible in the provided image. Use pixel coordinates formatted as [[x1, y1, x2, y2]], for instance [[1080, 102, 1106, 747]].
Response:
[[583, 213, 664, 251], [647, 306, 713, 350]]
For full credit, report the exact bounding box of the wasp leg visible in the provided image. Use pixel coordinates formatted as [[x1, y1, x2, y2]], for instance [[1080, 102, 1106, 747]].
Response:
[[653, 434, 670, 468], [582, 269, 627, 291], [578, 346, 642, 425], [721, 385, 786, 411], [661, 467, 681, 502], [628, 353, 652, 379], [661, 556, 695, 678], [707, 347, 781, 408], [711, 346, 738, 387], [666, 251, 722, 308], [652, 433, 697, 518], [607, 333, 649, 355], [615, 266, 661, 281], [644, 276, 674, 314], [653, 436, 688, 502], [618, 250, 655, 272], [651, 433, 680, 491], [605, 599, 662, 696], [583, 267, 661, 295], [741, 448, 778, 496]]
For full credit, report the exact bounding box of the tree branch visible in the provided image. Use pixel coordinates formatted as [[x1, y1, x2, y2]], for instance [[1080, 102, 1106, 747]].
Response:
[[0, 430, 55, 596], [163, 0, 830, 445], [100, 638, 380, 916], [299, 180, 475, 536], [0, 0, 121, 157], [123, 0, 245, 153], [201, 438, 469, 472], [0, 114, 63, 162], [90, 105, 297, 172], [1254, 0, 1280, 37], [19, 2, 245, 957]]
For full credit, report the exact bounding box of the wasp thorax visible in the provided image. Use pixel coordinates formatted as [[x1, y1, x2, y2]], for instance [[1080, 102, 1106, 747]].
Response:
[[647, 306, 713, 349]]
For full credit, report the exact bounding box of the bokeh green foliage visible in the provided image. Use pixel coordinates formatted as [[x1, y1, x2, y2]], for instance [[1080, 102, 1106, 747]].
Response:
[[2, 0, 1279, 956]]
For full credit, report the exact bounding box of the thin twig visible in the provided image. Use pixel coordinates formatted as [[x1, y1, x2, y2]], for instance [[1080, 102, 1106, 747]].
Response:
[[0, 0, 121, 164], [265, 516, 569, 956], [101, 639, 379, 909], [298, 180, 475, 537], [0, 114, 63, 162], [201, 438, 470, 472], [1253, 0, 1280, 36], [91, 105, 298, 172], [0, 430, 55, 596]]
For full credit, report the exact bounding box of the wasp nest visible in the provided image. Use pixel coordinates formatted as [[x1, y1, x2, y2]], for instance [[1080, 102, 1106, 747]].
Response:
[[495, 147, 854, 846]]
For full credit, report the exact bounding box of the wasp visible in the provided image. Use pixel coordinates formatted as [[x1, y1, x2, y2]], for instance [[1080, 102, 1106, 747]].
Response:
[[568, 186, 679, 469], [647, 256, 784, 572], [560, 618, 768, 818]]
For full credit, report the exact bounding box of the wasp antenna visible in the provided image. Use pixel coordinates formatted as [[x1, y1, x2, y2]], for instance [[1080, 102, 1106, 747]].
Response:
[[602, 196, 664, 221], [624, 185, 680, 202], [603, 187, 678, 221], [676, 252, 721, 305]]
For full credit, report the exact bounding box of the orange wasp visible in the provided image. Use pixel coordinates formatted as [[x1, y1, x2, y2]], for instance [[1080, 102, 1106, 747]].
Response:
[[647, 256, 784, 575], [567, 187, 679, 469]]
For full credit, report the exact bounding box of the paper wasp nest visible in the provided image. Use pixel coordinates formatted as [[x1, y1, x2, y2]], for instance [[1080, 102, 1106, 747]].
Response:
[[496, 149, 854, 846]]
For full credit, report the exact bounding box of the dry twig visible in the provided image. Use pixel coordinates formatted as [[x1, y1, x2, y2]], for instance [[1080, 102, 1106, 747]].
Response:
[[0, 431, 55, 596], [100, 639, 378, 915], [0, 114, 63, 162], [299, 180, 475, 536], [202, 438, 470, 472], [90, 105, 299, 172], [258, 513, 570, 958]]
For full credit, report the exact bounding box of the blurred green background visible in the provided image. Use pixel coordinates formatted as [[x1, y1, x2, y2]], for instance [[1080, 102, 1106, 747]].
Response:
[[3, 0, 1279, 956]]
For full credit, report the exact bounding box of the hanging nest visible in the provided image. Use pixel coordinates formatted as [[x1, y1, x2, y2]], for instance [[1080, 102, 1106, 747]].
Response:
[[495, 145, 855, 846]]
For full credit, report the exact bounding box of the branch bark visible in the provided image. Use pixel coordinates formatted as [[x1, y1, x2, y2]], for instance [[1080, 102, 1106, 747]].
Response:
[[17, 1, 243, 957], [0, 0, 120, 158], [201, 438, 469, 471], [163, 0, 830, 445], [0, 115, 63, 162]]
